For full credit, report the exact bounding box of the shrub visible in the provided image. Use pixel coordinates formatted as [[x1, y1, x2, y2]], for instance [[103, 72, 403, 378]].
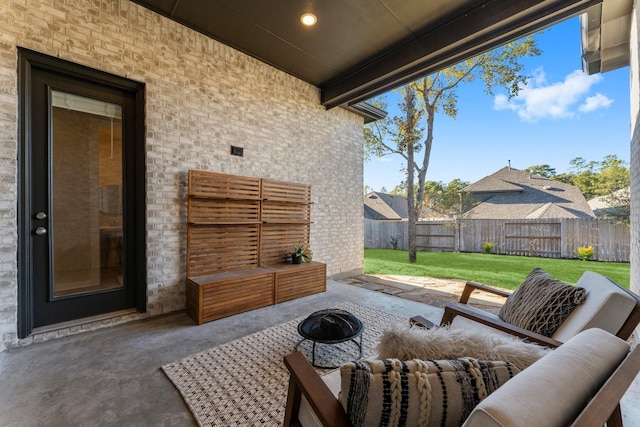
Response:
[[389, 235, 400, 250], [482, 241, 494, 253], [576, 245, 594, 261]]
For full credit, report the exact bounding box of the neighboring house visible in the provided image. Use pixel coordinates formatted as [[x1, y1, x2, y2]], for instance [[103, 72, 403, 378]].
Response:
[[588, 187, 631, 217], [364, 192, 450, 220], [462, 167, 596, 220], [364, 192, 408, 220]]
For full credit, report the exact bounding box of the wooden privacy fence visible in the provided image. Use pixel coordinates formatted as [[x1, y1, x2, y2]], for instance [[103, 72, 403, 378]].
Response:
[[364, 218, 630, 262]]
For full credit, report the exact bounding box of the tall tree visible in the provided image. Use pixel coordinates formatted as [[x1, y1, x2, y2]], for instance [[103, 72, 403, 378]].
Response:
[[389, 184, 406, 196], [553, 155, 630, 199], [596, 155, 630, 195], [442, 179, 474, 216], [524, 164, 557, 178], [423, 179, 472, 216], [568, 157, 600, 199], [602, 187, 630, 224], [395, 87, 424, 262], [365, 36, 541, 262], [423, 181, 445, 208]]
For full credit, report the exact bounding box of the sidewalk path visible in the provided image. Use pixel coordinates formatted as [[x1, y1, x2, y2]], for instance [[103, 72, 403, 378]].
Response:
[[341, 274, 506, 312]]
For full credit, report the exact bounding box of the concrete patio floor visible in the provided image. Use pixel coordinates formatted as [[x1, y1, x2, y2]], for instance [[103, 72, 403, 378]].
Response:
[[0, 277, 638, 426]]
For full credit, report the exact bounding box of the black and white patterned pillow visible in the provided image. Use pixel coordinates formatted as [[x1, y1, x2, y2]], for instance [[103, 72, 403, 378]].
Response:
[[339, 358, 519, 427], [499, 268, 586, 337]]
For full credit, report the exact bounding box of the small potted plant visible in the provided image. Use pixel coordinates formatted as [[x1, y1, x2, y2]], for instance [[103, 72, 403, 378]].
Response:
[[292, 242, 312, 264]]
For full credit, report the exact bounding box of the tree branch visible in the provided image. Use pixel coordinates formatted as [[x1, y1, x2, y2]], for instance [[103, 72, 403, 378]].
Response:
[[379, 140, 407, 160]]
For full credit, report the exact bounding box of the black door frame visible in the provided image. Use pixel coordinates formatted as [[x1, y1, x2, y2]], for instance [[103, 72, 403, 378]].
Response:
[[17, 48, 147, 338]]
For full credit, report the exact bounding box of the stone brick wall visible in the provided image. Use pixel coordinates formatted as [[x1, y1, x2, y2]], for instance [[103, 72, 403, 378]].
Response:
[[631, 2, 639, 299], [0, 0, 364, 350]]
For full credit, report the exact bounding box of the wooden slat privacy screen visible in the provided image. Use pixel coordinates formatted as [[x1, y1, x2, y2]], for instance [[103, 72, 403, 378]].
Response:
[[187, 224, 260, 276], [187, 170, 312, 276], [262, 178, 310, 203], [260, 224, 310, 266], [261, 202, 310, 224], [188, 198, 260, 224], [188, 170, 261, 200]]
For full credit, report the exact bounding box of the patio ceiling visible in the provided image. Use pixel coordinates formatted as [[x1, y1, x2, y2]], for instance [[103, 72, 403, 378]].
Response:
[[581, 0, 633, 74], [132, 0, 602, 110]]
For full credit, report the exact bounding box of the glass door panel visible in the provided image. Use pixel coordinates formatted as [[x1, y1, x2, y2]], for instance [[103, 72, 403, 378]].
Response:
[[51, 91, 123, 297]]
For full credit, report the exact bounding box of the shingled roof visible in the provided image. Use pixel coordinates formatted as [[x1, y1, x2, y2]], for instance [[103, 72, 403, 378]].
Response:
[[588, 187, 630, 216], [364, 192, 452, 220], [364, 192, 408, 220], [462, 167, 595, 219]]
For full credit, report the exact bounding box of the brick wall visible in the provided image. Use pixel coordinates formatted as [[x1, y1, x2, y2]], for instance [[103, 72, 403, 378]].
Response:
[[0, 0, 364, 350], [631, 2, 639, 300]]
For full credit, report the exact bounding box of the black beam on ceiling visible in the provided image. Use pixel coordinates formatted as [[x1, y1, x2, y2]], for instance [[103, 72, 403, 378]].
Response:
[[320, 0, 602, 110]]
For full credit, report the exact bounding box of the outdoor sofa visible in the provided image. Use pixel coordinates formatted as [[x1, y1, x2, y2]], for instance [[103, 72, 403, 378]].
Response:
[[283, 328, 640, 426], [284, 269, 640, 426]]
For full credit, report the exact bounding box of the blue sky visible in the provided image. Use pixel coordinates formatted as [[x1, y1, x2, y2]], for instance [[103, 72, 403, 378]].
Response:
[[363, 16, 631, 192]]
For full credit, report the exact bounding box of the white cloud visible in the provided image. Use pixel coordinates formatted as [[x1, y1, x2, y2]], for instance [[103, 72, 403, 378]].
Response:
[[493, 68, 611, 122], [579, 93, 613, 112]]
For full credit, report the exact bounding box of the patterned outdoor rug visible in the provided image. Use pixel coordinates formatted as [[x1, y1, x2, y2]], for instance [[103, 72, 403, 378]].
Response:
[[162, 301, 405, 426]]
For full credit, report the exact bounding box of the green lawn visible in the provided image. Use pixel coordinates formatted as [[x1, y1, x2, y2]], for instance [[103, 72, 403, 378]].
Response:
[[364, 249, 630, 290]]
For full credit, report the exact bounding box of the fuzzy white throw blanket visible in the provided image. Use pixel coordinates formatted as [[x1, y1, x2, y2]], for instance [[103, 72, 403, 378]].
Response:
[[377, 324, 551, 371]]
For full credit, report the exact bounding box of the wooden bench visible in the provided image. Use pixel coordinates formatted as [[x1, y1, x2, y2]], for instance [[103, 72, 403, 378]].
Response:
[[186, 262, 326, 324], [270, 261, 326, 304], [186, 268, 274, 324]]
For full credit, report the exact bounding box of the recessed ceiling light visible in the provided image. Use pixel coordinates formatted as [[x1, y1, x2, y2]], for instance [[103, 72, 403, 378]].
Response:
[[300, 13, 317, 26]]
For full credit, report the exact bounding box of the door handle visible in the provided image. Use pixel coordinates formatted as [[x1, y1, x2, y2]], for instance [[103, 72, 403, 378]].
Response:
[[34, 227, 47, 236], [35, 212, 47, 220]]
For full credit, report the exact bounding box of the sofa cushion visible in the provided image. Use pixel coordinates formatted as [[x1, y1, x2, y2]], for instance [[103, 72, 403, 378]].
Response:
[[339, 358, 519, 427], [463, 328, 630, 427], [377, 324, 550, 371], [498, 268, 586, 337], [552, 271, 637, 342]]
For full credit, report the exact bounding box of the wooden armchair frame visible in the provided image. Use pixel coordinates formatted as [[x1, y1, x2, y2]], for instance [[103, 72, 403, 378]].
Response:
[[283, 351, 350, 427], [571, 344, 640, 427]]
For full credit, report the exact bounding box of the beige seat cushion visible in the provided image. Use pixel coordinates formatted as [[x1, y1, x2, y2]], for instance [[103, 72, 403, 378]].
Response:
[[552, 271, 636, 342], [462, 328, 630, 427], [450, 309, 524, 341]]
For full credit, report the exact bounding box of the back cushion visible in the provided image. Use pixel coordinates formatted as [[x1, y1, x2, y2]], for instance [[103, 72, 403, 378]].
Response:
[[499, 268, 586, 337], [339, 358, 519, 427], [463, 328, 630, 427], [552, 271, 637, 342]]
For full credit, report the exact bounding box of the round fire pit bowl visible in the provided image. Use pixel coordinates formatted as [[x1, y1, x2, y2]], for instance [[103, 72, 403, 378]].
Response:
[[295, 308, 364, 369]]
